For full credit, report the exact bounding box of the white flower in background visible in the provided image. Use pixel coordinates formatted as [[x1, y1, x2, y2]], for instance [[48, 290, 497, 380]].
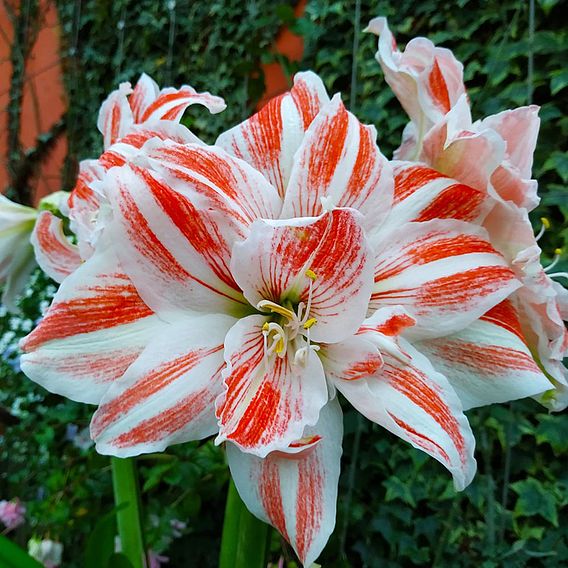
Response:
[[27, 538, 63, 568]]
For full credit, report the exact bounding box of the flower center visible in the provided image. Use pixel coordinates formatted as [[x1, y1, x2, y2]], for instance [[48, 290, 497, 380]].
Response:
[[257, 269, 320, 367]]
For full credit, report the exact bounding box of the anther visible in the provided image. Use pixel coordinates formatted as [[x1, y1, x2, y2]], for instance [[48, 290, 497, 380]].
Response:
[[303, 317, 317, 329], [305, 269, 317, 281], [536, 217, 550, 241], [545, 248, 563, 273]]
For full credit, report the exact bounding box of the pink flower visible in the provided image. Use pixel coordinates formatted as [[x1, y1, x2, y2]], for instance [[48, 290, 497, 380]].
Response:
[[148, 550, 169, 568], [0, 498, 26, 531]]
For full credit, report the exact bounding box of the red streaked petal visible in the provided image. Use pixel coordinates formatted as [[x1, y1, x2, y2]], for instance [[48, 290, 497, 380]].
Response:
[[91, 314, 235, 457], [19, 246, 162, 404], [334, 337, 476, 490], [321, 335, 383, 382], [129, 73, 159, 123], [143, 139, 282, 226], [282, 94, 393, 230], [105, 163, 249, 320], [138, 85, 226, 123], [97, 82, 134, 149], [367, 17, 466, 129], [371, 219, 520, 339], [230, 209, 374, 344], [418, 301, 552, 410], [217, 71, 330, 198], [215, 315, 329, 457], [31, 211, 82, 282], [385, 162, 492, 230], [227, 397, 342, 567]]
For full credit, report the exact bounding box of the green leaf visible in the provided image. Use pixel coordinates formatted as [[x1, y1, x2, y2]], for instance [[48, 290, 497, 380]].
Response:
[[551, 69, 568, 95], [107, 553, 135, 568], [85, 508, 119, 568], [0, 535, 44, 568], [511, 478, 559, 526], [542, 151, 568, 183]]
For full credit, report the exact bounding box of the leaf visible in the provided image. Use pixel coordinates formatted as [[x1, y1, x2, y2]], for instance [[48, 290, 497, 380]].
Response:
[[0, 535, 43, 568], [383, 476, 417, 507], [107, 553, 134, 568], [511, 478, 559, 526], [551, 69, 568, 95], [85, 507, 121, 568], [542, 152, 568, 183]]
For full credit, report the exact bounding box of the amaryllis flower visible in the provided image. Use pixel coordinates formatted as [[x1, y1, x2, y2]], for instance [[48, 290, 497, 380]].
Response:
[[0, 498, 26, 530], [21, 70, 527, 566], [0, 192, 70, 311], [31, 73, 226, 283], [370, 18, 566, 411], [366, 17, 466, 159], [0, 195, 37, 310]]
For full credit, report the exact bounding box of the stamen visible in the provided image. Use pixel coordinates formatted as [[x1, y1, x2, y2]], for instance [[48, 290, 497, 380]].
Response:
[[257, 299, 295, 320], [303, 317, 317, 329], [548, 272, 568, 282], [305, 269, 317, 281], [536, 217, 550, 241], [544, 248, 563, 273]]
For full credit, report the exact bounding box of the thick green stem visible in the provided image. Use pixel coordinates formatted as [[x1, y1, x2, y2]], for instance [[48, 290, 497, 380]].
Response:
[[219, 479, 269, 568], [111, 457, 146, 568]]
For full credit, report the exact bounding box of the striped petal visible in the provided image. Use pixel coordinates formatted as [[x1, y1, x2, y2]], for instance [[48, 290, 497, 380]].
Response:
[[420, 95, 506, 194], [382, 162, 493, 232], [216, 315, 329, 457], [91, 314, 235, 457], [98, 121, 201, 171], [417, 301, 553, 410], [367, 17, 466, 130], [105, 162, 250, 320], [142, 139, 282, 225], [138, 84, 226, 123], [227, 397, 342, 567], [19, 246, 163, 404], [31, 211, 82, 282], [333, 335, 476, 490], [230, 209, 374, 344], [217, 71, 330, 198], [97, 82, 134, 149], [281, 94, 394, 230], [129, 73, 159, 122], [371, 219, 520, 339]]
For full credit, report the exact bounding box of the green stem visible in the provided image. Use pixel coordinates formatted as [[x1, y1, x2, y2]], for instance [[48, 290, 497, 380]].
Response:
[[111, 457, 146, 568], [219, 478, 269, 568]]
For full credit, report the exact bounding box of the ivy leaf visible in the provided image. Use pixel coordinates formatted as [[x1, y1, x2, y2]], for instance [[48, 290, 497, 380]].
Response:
[[511, 478, 559, 526]]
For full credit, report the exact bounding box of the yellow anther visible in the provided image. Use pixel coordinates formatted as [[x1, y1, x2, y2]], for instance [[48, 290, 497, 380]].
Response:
[[303, 317, 317, 329], [275, 337, 285, 354], [262, 322, 270, 332], [305, 269, 317, 281], [554, 248, 563, 256], [541, 217, 551, 230], [257, 300, 295, 320]]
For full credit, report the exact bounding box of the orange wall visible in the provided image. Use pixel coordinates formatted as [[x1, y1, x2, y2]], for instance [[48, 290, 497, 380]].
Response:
[[0, 2, 67, 202], [0, 2, 305, 202]]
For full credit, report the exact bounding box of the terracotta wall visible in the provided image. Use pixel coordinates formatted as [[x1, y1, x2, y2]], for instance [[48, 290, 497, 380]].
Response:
[[0, 1, 67, 202], [0, 1, 305, 202]]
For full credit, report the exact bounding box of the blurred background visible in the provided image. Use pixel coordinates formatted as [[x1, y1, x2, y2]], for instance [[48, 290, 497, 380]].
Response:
[[1, 1, 567, 566]]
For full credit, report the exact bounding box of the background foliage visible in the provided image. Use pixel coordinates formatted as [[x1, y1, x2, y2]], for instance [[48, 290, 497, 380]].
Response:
[[1, 0, 567, 566]]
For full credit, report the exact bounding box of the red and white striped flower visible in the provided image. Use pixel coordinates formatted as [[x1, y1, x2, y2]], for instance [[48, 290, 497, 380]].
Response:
[[31, 73, 226, 283], [19, 69, 532, 566], [370, 18, 566, 411]]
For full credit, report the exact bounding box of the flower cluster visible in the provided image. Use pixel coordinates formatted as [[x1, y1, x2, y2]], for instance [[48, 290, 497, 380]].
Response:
[[1, 17, 565, 567], [0, 498, 26, 531]]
